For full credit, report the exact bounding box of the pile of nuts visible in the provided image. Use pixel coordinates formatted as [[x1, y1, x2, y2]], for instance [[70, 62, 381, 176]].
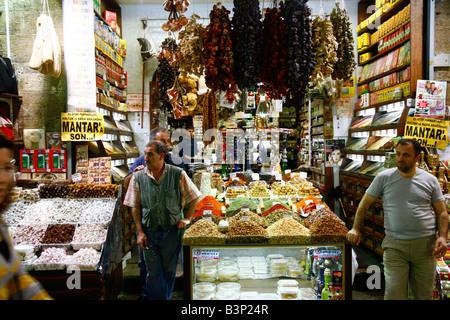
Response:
[[309, 214, 349, 242], [225, 188, 247, 199], [228, 210, 267, 228], [41, 224, 76, 244], [39, 184, 71, 198], [69, 184, 118, 198], [249, 184, 270, 198], [183, 218, 226, 245], [273, 184, 298, 197], [226, 220, 268, 243], [305, 207, 336, 227], [264, 208, 303, 225], [267, 217, 310, 244]]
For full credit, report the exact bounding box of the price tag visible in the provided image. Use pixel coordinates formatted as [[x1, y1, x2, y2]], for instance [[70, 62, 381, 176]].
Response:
[[285, 169, 291, 174], [203, 210, 212, 215], [192, 249, 219, 260], [241, 215, 250, 220], [72, 173, 83, 183], [241, 207, 250, 211], [316, 204, 326, 210], [284, 215, 293, 219], [275, 173, 282, 180], [252, 173, 260, 180]]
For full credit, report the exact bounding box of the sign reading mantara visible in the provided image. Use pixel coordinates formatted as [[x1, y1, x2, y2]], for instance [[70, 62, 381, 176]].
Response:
[[61, 112, 105, 141], [404, 116, 449, 149]]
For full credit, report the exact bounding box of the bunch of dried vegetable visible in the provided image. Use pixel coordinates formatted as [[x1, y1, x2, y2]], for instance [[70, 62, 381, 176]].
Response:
[[202, 90, 218, 145], [177, 14, 206, 77], [231, 0, 262, 91], [310, 15, 338, 86], [162, 0, 190, 32], [203, 4, 237, 103], [260, 2, 289, 99], [330, 2, 356, 81], [157, 37, 180, 113], [285, 0, 315, 97]]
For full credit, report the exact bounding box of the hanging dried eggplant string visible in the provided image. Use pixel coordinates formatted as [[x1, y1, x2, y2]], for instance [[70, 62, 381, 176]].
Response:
[[330, 0, 356, 82], [310, 13, 338, 86], [260, 1, 289, 99], [285, 0, 315, 98], [157, 37, 180, 113], [177, 14, 206, 77], [232, 0, 262, 91], [203, 3, 238, 103]]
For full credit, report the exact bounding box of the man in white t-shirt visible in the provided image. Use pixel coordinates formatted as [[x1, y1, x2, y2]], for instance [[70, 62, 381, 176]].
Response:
[[346, 138, 448, 300]]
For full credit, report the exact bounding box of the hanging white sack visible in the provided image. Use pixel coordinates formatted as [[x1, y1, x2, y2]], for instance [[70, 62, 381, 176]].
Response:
[[29, 0, 61, 78]]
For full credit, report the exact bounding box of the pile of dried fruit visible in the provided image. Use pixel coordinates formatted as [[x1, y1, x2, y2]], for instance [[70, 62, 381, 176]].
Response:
[[285, 0, 315, 96], [231, 0, 262, 90], [260, 2, 289, 99], [203, 4, 237, 103], [330, 2, 356, 81]]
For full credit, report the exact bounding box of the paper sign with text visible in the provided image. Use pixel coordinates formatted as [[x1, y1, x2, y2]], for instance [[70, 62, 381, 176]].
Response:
[[61, 112, 105, 141], [404, 116, 449, 149]]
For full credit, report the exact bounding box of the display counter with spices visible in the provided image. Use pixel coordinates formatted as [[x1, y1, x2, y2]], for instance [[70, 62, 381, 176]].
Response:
[[182, 181, 352, 300]]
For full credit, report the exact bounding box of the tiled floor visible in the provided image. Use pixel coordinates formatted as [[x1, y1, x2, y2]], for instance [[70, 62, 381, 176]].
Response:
[[117, 245, 385, 300]]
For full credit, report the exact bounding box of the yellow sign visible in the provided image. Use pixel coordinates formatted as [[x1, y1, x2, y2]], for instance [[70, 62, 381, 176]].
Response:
[[61, 112, 104, 141], [404, 117, 449, 149]]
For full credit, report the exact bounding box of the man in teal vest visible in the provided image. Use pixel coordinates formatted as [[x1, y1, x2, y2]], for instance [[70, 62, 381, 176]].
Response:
[[124, 140, 201, 300]]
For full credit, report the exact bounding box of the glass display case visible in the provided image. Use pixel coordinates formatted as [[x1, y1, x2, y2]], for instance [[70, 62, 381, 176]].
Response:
[[183, 243, 352, 300]]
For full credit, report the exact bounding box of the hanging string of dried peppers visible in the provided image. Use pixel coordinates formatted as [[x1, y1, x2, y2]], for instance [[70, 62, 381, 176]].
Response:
[[260, 1, 289, 100], [203, 4, 237, 103]]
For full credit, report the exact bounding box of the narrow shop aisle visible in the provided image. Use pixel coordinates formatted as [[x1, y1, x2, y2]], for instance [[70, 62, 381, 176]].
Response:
[[118, 244, 384, 300]]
